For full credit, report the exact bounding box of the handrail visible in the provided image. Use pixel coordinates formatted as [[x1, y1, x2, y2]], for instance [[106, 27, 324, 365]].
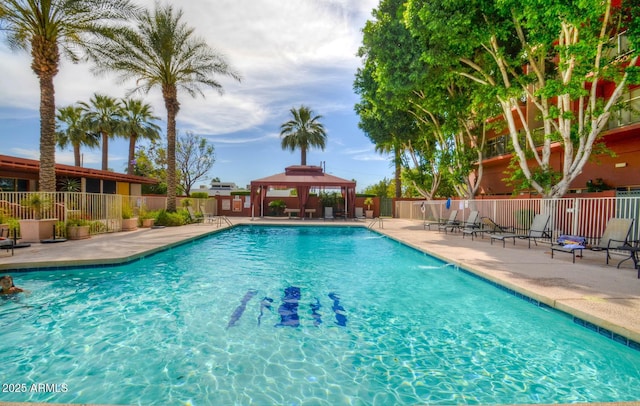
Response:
[[367, 217, 383, 229], [217, 215, 233, 228]]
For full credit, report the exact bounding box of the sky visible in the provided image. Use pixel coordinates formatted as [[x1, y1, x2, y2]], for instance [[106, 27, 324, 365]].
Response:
[[0, 0, 391, 192]]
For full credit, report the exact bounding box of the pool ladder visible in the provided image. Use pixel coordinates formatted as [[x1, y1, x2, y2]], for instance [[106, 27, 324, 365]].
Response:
[[205, 216, 233, 227], [367, 217, 384, 229]]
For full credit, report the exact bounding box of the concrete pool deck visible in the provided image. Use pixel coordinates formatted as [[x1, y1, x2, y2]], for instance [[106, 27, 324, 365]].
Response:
[[1, 217, 639, 406]]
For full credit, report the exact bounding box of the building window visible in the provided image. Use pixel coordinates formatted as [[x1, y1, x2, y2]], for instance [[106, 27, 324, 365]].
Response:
[[0, 178, 28, 192]]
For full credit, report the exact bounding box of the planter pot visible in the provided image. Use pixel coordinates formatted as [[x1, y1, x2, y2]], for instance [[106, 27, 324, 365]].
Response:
[[18, 219, 59, 242], [121, 218, 138, 232], [365, 210, 374, 219], [67, 225, 90, 240], [141, 218, 155, 228]]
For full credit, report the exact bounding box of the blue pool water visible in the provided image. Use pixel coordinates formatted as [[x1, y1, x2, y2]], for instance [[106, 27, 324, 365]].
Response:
[[1, 225, 640, 405]]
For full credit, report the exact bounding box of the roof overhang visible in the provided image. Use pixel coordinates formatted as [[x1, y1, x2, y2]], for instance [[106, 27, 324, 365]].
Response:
[[0, 154, 158, 184]]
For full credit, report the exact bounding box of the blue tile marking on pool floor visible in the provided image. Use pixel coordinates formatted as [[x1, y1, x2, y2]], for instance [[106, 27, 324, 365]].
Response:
[[276, 286, 301, 327]]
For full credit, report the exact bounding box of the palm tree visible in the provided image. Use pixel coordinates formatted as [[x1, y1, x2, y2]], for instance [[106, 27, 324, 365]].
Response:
[[79, 94, 123, 171], [119, 98, 162, 175], [280, 105, 327, 166], [0, 0, 136, 191], [55, 105, 100, 166], [89, 5, 241, 211]]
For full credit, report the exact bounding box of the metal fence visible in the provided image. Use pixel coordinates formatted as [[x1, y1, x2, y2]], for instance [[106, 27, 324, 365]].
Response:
[[0, 192, 125, 233], [0, 192, 221, 237], [397, 196, 640, 246]]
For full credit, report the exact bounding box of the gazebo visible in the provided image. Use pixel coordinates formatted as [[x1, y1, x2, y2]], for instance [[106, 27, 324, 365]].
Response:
[[250, 165, 356, 218]]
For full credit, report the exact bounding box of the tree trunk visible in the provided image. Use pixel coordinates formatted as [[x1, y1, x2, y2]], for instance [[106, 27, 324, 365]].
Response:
[[73, 145, 81, 166], [39, 74, 57, 191], [300, 147, 307, 166], [101, 130, 109, 171], [163, 84, 180, 212], [32, 36, 60, 192], [394, 147, 401, 198], [128, 134, 136, 175]]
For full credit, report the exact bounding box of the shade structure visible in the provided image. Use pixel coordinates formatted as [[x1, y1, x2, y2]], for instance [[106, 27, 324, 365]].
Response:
[[250, 165, 356, 218]]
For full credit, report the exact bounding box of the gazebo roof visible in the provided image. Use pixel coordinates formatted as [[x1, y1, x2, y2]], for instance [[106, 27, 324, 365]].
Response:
[[251, 165, 355, 188]]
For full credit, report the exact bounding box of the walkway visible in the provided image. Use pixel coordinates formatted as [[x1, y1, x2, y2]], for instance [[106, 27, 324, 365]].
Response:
[[1, 217, 639, 346]]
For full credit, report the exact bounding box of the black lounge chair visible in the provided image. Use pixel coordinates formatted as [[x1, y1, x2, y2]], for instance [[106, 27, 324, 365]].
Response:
[[551, 218, 634, 264], [456, 211, 481, 237], [425, 210, 458, 230], [0, 227, 14, 256], [490, 213, 551, 248], [463, 216, 512, 241]]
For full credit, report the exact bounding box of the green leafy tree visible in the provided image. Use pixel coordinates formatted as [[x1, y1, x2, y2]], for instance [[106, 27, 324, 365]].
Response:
[[280, 105, 327, 165], [0, 0, 136, 191], [356, 0, 493, 200], [89, 4, 240, 211], [79, 94, 124, 171], [362, 178, 394, 198], [176, 132, 215, 197], [405, 0, 640, 197], [119, 98, 162, 175], [134, 139, 167, 195], [56, 104, 100, 166]]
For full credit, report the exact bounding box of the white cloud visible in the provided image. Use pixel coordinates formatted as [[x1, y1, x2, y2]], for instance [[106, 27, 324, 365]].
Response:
[[0, 0, 391, 187]]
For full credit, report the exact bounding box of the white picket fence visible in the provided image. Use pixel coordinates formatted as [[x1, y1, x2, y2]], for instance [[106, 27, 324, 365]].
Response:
[[397, 196, 640, 246]]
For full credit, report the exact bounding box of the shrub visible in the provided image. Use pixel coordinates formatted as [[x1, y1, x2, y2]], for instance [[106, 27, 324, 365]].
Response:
[[191, 192, 209, 199], [155, 209, 186, 226]]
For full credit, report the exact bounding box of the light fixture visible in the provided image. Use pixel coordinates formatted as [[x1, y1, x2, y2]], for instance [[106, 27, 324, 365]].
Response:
[[615, 162, 627, 168]]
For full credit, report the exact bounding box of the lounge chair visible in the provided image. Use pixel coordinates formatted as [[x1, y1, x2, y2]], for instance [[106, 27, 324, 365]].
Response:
[[591, 217, 635, 264], [453, 210, 480, 236], [439, 210, 469, 234], [186, 206, 204, 224], [551, 217, 634, 264], [424, 210, 458, 230], [464, 216, 512, 241], [200, 205, 217, 224], [490, 213, 551, 248], [355, 207, 366, 220], [0, 228, 14, 256]]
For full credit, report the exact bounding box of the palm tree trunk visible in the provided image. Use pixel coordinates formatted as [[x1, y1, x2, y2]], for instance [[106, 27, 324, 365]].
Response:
[[39, 74, 57, 191], [301, 148, 307, 166], [128, 134, 137, 175], [32, 35, 60, 192], [163, 85, 180, 212], [101, 130, 109, 171], [73, 145, 81, 166]]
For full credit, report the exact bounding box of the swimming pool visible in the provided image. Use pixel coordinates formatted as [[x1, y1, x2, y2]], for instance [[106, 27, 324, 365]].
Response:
[[1, 225, 639, 405]]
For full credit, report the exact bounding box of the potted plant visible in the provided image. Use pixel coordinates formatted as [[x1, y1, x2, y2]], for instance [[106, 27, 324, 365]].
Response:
[[19, 193, 59, 242], [268, 199, 286, 216], [121, 204, 138, 231], [139, 206, 156, 228], [66, 217, 91, 240], [364, 197, 374, 218]]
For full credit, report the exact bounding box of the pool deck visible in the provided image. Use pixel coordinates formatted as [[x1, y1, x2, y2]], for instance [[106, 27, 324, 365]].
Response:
[[1, 217, 640, 406]]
